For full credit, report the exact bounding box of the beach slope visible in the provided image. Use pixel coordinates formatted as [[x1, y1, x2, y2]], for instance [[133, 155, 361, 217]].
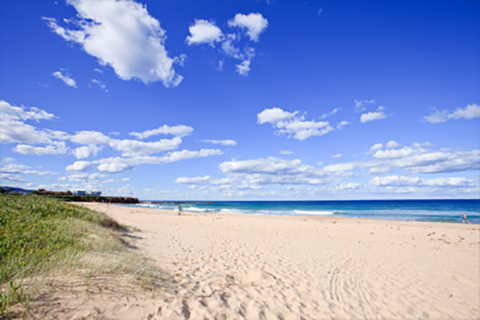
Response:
[[69, 203, 479, 319]]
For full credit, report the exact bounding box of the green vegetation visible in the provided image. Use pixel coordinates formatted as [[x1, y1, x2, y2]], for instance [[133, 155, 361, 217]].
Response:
[[0, 195, 163, 317]]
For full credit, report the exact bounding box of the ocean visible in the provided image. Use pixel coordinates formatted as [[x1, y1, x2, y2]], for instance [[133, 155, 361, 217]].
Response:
[[133, 199, 480, 224]]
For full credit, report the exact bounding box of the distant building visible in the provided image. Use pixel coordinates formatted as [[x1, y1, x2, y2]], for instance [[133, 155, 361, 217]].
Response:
[[73, 190, 102, 196]]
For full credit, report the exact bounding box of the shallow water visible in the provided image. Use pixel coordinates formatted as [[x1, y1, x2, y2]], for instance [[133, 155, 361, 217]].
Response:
[[132, 199, 480, 224]]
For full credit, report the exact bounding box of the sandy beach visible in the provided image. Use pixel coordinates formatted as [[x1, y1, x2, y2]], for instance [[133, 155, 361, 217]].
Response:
[[45, 203, 479, 319]]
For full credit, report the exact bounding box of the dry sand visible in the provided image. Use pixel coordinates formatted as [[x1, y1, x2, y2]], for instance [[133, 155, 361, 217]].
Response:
[[38, 203, 480, 319]]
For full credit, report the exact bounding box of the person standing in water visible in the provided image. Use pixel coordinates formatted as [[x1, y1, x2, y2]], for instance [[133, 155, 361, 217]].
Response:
[[463, 212, 471, 224]]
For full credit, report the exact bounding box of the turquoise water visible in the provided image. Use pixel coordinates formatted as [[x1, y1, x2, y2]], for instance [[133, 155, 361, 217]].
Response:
[[134, 200, 480, 224]]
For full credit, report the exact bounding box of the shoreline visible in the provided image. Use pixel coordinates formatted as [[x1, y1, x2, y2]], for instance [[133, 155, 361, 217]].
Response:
[[63, 203, 480, 319], [123, 202, 480, 225]]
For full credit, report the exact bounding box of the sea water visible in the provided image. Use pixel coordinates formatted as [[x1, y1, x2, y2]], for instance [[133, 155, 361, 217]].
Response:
[[133, 200, 480, 224]]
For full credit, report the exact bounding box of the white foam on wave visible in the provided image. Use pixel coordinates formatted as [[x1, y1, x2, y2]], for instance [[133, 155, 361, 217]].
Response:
[[220, 209, 242, 213], [294, 210, 334, 215], [185, 207, 207, 212]]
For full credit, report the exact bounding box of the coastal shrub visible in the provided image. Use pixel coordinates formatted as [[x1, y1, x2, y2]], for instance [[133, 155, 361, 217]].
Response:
[[0, 195, 155, 315]]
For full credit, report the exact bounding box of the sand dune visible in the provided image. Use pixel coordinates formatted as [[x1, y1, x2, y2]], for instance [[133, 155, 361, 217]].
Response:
[[41, 203, 480, 319]]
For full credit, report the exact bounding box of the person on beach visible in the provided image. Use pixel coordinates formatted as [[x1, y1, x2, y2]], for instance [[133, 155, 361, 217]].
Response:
[[463, 212, 471, 224]]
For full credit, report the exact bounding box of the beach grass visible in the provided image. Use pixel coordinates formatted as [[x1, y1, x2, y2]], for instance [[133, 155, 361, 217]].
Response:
[[0, 195, 164, 317]]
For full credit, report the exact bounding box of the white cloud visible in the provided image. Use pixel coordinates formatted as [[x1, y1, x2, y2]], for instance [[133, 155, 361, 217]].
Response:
[[423, 109, 448, 124], [228, 13, 268, 42], [13, 142, 68, 155], [70, 131, 111, 145], [370, 175, 475, 188], [319, 108, 339, 119], [97, 162, 134, 173], [186, 13, 265, 76], [385, 140, 400, 149], [361, 147, 480, 174], [104, 177, 130, 184], [202, 139, 237, 146], [323, 162, 356, 172], [354, 99, 375, 113], [370, 143, 383, 151], [129, 125, 193, 139], [373, 146, 415, 159], [0, 100, 57, 144], [336, 121, 350, 129], [236, 59, 251, 77], [258, 107, 334, 140], [217, 59, 225, 71], [66, 161, 92, 171], [221, 34, 242, 58], [45, 0, 183, 87], [175, 175, 233, 185], [331, 153, 342, 158], [91, 79, 108, 92], [280, 150, 293, 155], [59, 172, 105, 183], [71, 145, 102, 159], [108, 136, 182, 157], [257, 107, 297, 124], [411, 141, 432, 148], [0, 161, 56, 176], [424, 104, 480, 124], [53, 70, 77, 88], [360, 107, 387, 123], [95, 149, 223, 172], [186, 19, 223, 46]]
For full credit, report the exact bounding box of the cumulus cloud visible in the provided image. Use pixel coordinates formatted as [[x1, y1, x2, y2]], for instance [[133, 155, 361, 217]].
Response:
[[0, 161, 56, 176], [186, 19, 223, 46], [108, 137, 182, 157], [323, 162, 356, 172], [370, 143, 383, 151], [129, 125, 193, 139], [331, 153, 342, 159], [0, 100, 57, 144], [257, 107, 297, 124], [228, 13, 268, 42], [202, 139, 237, 146], [95, 149, 223, 173], [97, 162, 134, 173], [45, 0, 183, 87], [13, 142, 68, 155], [53, 70, 77, 88], [362, 147, 480, 175], [370, 175, 475, 188], [175, 175, 233, 185], [71, 145, 102, 159], [257, 107, 334, 140], [186, 13, 267, 76], [176, 157, 356, 193], [236, 60, 251, 77], [70, 131, 111, 145], [360, 107, 387, 123], [66, 161, 92, 171], [385, 140, 400, 149], [59, 172, 105, 183], [424, 104, 480, 124]]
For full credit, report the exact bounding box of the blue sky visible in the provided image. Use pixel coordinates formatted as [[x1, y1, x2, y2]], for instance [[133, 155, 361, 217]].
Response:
[[1, 0, 479, 200]]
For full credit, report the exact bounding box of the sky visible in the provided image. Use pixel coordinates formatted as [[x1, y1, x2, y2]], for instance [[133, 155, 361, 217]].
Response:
[[0, 0, 479, 200]]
